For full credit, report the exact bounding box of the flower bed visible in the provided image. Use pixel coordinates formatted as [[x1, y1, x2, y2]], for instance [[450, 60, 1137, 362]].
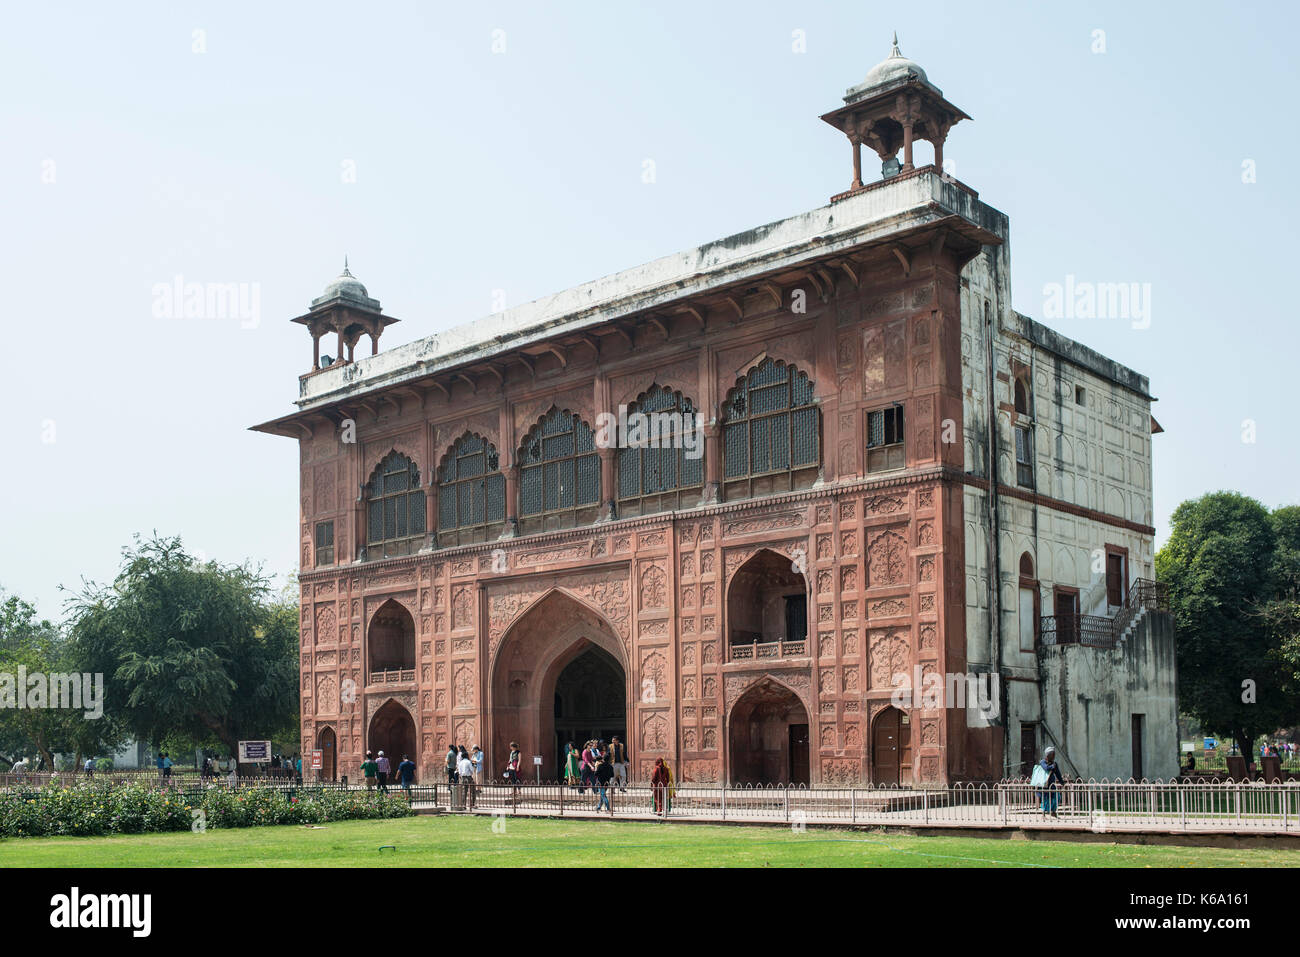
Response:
[[0, 783, 413, 838]]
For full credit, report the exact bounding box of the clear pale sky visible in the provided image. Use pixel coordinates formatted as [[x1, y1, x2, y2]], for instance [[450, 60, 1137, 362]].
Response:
[[2, 1, 1296, 622]]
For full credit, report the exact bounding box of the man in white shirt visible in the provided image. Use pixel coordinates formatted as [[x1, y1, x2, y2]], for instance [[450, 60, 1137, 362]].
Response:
[[456, 749, 476, 809], [609, 736, 629, 791]]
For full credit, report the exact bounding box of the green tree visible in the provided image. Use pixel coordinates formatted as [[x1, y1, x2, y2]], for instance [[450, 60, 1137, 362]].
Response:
[[1266, 505, 1300, 698], [69, 535, 300, 759], [1156, 492, 1299, 761], [0, 590, 126, 769]]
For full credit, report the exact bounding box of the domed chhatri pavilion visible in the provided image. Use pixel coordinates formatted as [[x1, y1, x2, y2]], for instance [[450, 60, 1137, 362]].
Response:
[[255, 41, 1176, 786], [291, 259, 399, 370]]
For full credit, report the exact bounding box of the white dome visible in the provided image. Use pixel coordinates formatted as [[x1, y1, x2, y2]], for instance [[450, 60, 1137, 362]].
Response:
[[864, 44, 927, 88], [847, 35, 935, 100], [311, 259, 381, 310], [320, 263, 367, 301]]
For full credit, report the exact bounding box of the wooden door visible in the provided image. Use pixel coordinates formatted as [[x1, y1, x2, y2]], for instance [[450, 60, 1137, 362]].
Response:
[[319, 728, 336, 782], [1106, 553, 1126, 607], [788, 724, 809, 784], [1054, 590, 1078, 643], [1131, 714, 1144, 781], [1019, 724, 1037, 777], [872, 708, 901, 785]]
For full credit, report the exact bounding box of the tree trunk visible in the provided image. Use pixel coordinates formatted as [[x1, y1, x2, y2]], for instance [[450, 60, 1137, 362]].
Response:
[[1235, 729, 1255, 764]]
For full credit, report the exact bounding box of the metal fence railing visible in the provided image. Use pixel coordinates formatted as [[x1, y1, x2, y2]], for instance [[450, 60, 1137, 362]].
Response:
[[395, 779, 1300, 833], [3, 776, 1297, 833]]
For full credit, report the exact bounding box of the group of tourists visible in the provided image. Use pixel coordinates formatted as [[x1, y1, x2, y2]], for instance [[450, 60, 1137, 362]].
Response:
[[360, 750, 417, 796], [1259, 742, 1296, 759], [557, 738, 674, 814], [561, 737, 629, 810]]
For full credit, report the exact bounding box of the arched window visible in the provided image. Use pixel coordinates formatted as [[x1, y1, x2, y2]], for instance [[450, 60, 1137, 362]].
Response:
[[616, 384, 704, 518], [365, 451, 426, 558], [437, 433, 505, 546], [518, 408, 600, 533], [1014, 376, 1031, 415], [1012, 373, 1034, 488], [1018, 552, 1035, 578], [722, 358, 819, 500]]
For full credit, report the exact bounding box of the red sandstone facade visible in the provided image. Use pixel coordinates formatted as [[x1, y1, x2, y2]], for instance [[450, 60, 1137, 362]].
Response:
[[253, 41, 1028, 787], [258, 224, 1001, 786]]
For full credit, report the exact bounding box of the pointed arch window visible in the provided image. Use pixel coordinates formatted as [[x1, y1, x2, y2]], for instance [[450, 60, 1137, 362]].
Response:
[[616, 384, 704, 518], [1013, 373, 1034, 489], [438, 433, 506, 546], [365, 452, 426, 558], [721, 358, 820, 500], [518, 408, 600, 533]]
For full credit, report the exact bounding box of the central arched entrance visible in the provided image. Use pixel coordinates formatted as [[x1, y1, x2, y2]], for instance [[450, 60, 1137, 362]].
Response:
[[728, 677, 810, 784], [490, 590, 628, 781], [368, 700, 417, 777], [553, 647, 625, 773]]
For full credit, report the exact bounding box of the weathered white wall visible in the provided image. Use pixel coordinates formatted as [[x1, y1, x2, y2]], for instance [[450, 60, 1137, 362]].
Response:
[[957, 244, 1173, 779], [1039, 612, 1179, 781]]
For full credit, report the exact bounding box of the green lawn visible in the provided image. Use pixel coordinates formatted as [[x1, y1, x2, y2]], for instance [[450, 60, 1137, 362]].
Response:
[[0, 816, 1293, 867]]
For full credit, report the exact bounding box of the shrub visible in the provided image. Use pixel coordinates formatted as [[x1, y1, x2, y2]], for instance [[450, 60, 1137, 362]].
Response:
[[0, 783, 412, 839]]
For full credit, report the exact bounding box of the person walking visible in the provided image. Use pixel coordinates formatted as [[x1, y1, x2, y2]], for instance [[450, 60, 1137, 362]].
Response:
[[457, 747, 476, 809], [650, 758, 672, 816], [445, 743, 459, 784], [608, 736, 628, 792], [563, 743, 581, 788], [83, 756, 95, 778], [294, 753, 303, 785], [471, 745, 484, 785], [361, 751, 378, 791], [1031, 746, 1065, 817], [504, 742, 521, 786], [580, 740, 598, 793], [594, 751, 615, 812], [397, 754, 417, 801], [161, 752, 172, 780], [375, 751, 391, 793]]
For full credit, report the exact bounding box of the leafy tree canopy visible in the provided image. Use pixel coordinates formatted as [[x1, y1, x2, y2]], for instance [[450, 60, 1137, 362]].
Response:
[[68, 535, 299, 759], [1156, 492, 1300, 760], [0, 590, 127, 769]]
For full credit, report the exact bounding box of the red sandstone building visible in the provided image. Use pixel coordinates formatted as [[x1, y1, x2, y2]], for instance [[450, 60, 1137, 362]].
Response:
[[255, 40, 1175, 786]]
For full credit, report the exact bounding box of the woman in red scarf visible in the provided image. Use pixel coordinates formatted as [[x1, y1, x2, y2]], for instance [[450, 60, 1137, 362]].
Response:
[[650, 758, 672, 815]]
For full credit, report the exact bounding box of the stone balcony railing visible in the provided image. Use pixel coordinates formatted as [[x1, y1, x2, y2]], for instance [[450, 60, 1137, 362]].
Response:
[[729, 639, 807, 661], [369, 669, 416, 684]]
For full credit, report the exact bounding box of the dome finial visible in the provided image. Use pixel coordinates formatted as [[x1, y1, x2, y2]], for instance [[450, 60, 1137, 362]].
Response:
[[342, 255, 352, 277], [891, 32, 902, 58]]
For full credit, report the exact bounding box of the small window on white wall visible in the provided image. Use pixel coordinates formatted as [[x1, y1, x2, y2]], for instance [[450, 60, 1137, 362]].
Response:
[[1013, 374, 1034, 489]]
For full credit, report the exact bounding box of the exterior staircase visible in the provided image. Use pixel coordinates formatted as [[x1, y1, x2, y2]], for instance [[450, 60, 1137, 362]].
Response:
[[1039, 577, 1168, 649]]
